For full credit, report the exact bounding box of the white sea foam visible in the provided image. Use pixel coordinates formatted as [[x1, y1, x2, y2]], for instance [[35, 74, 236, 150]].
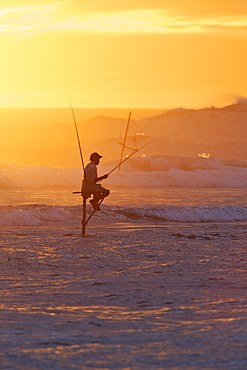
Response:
[[1, 156, 247, 189], [114, 205, 247, 222], [1, 204, 246, 226], [0, 205, 77, 226], [0, 164, 81, 188]]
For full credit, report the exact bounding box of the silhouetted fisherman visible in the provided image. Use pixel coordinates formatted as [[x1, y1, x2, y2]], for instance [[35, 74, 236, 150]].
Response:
[[83, 152, 110, 211]]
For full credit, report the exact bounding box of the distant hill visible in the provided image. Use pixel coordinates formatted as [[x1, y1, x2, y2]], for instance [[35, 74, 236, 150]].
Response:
[[139, 102, 247, 144], [77, 101, 247, 164], [1, 102, 246, 166]]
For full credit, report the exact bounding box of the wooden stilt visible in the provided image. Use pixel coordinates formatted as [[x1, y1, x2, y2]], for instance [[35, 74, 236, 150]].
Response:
[[82, 196, 87, 235]]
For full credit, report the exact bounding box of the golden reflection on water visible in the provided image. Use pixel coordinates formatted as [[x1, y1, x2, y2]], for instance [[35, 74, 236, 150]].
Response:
[[2, 302, 245, 323], [1, 214, 246, 368]]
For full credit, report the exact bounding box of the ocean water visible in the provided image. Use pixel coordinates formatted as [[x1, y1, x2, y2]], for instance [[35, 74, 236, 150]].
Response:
[[1, 155, 247, 227], [1, 155, 247, 189], [1, 156, 247, 369], [0, 187, 247, 227]]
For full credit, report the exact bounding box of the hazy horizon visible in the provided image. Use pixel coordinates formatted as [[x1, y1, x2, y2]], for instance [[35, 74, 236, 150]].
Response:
[[0, 94, 245, 111]]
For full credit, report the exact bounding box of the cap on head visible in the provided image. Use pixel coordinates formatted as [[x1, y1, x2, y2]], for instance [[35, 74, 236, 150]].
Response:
[[90, 152, 103, 161]]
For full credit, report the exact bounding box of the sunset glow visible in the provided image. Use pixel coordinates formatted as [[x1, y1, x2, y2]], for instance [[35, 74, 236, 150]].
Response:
[[0, 0, 247, 108], [1, 7, 247, 35], [1, 5, 247, 369]]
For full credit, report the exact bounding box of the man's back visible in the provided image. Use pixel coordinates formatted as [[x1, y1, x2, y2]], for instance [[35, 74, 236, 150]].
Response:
[[84, 162, 97, 185]]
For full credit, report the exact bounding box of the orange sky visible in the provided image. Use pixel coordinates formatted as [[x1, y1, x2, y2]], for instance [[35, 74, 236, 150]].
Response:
[[0, 0, 247, 109]]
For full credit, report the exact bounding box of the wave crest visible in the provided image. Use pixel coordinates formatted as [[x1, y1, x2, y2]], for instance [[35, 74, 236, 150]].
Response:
[[1, 204, 246, 226], [1, 155, 247, 188]]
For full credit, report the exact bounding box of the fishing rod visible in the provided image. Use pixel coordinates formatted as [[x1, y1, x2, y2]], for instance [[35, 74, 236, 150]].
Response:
[[72, 140, 152, 194], [118, 111, 131, 170], [107, 141, 152, 176], [67, 91, 85, 171], [84, 141, 152, 224], [67, 92, 88, 234]]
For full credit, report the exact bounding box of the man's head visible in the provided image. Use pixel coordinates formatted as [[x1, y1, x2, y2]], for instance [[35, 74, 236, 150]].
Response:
[[90, 152, 102, 165]]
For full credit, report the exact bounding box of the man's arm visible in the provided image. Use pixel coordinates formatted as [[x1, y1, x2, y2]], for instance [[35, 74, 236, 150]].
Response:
[[95, 174, 108, 183]]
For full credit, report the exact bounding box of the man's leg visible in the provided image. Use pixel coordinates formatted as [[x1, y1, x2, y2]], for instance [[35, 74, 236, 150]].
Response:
[[90, 188, 110, 210], [94, 188, 109, 202], [100, 188, 110, 199], [90, 193, 100, 210]]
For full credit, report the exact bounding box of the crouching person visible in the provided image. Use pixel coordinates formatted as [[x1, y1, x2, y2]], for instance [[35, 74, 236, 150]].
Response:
[[83, 152, 110, 211]]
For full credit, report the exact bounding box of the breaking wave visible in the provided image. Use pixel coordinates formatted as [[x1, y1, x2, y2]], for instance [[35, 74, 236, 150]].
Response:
[[0, 203, 246, 226], [1, 156, 247, 189]]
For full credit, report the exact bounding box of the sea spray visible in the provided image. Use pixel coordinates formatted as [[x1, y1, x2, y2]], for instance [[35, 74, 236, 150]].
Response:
[[1, 156, 246, 189]]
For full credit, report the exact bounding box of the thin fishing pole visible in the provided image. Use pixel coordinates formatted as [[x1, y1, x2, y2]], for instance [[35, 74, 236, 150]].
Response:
[[107, 141, 153, 176], [118, 111, 131, 170], [72, 141, 153, 194], [67, 91, 85, 171], [85, 142, 146, 220]]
